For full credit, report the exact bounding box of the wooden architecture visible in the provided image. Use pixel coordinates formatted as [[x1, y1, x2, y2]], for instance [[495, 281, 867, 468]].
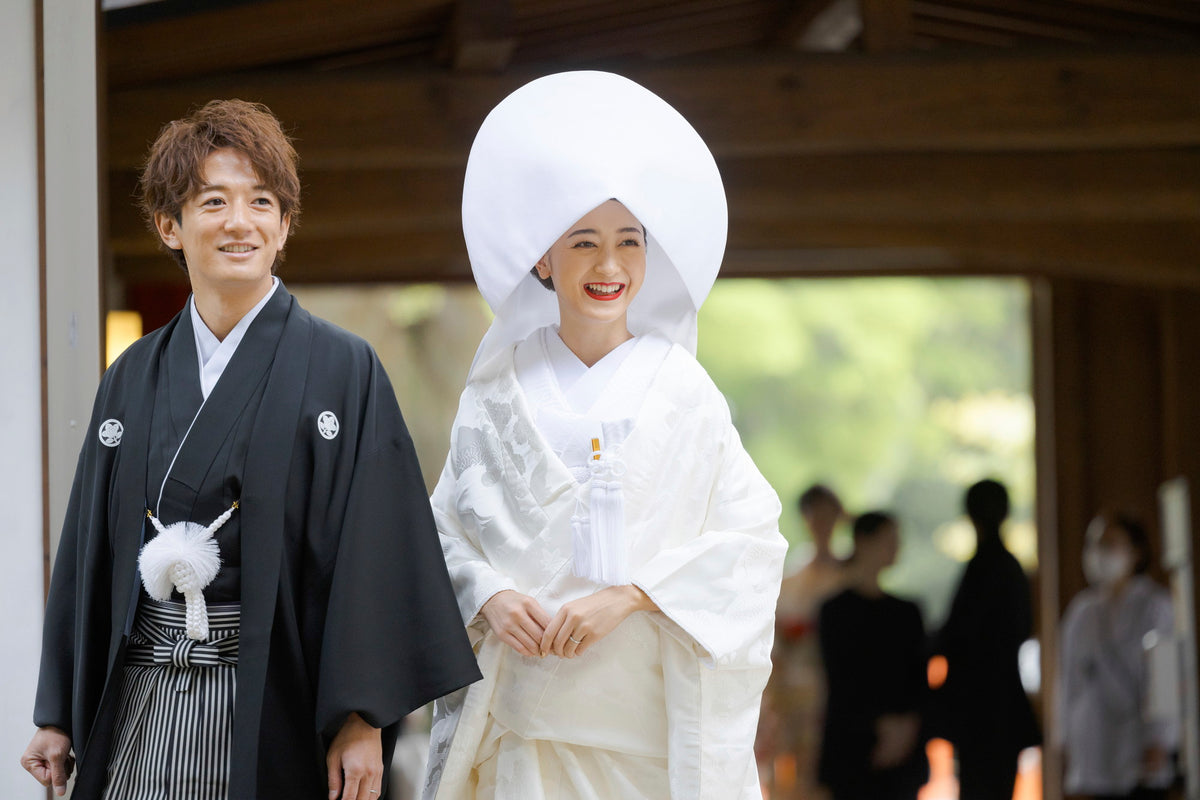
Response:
[[99, 2, 1199, 793]]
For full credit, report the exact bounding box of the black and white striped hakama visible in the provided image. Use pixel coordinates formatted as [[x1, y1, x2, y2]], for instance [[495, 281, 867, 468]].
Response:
[[102, 599, 239, 800]]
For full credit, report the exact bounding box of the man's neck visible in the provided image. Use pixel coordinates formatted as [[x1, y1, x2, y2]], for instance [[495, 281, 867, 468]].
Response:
[[847, 566, 884, 597], [192, 279, 273, 341]]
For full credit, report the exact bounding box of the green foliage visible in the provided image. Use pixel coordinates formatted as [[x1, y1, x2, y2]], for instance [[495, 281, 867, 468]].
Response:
[[697, 277, 1034, 626]]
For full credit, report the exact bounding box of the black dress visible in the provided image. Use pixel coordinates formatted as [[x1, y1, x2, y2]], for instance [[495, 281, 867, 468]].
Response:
[[818, 587, 930, 800]]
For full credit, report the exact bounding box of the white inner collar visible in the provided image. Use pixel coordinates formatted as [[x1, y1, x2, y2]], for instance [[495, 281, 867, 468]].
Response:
[[189, 277, 279, 400]]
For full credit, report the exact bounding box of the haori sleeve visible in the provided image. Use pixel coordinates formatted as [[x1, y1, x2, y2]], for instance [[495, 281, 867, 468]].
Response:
[[314, 355, 480, 740], [34, 375, 119, 736], [632, 420, 786, 670]]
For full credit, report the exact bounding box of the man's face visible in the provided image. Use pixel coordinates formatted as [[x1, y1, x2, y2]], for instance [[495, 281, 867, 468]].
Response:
[[154, 147, 290, 298]]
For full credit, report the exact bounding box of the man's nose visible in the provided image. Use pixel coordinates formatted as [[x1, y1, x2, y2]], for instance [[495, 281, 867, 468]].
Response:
[[224, 200, 251, 232]]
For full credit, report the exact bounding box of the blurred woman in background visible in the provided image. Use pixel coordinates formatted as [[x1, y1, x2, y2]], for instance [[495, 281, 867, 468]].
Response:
[[1059, 511, 1177, 800]]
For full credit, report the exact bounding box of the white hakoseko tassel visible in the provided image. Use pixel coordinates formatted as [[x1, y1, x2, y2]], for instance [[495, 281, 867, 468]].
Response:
[[139, 501, 237, 640], [571, 453, 629, 586]]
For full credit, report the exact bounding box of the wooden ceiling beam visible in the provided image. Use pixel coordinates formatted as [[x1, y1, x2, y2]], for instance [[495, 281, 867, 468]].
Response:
[[860, 0, 912, 52], [111, 216, 1200, 288], [104, 0, 453, 88], [106, 149, 1200, 256], [912, 1, 1098, 43], [444, 0, 516, 72], [948, 0, 1199, 42], [107, 49, 1200, 171]]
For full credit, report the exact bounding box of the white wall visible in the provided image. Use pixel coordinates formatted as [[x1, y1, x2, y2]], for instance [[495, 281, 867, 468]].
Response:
[[1, 0, 100, 795], [0, 1, 52, 795]]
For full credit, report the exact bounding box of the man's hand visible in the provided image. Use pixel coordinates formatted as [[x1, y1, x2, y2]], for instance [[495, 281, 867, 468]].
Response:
[[481, 590, 551, 658], [20, 726, 74, 797], [541, 585, 657, 658], [326, 712, 382, 800]]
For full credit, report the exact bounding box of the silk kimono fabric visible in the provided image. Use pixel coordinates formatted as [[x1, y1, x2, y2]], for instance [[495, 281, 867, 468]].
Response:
[[423, 338, 786, 800], [34, 284, 481, 799]]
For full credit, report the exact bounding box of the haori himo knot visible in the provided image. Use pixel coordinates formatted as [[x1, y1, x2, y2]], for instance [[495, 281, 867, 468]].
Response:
[[138, 501, 239, 640]]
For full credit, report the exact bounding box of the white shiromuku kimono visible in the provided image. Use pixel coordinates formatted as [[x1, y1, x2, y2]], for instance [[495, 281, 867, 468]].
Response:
[[423, 325, 784, 799], [424, 69, 786, 798]]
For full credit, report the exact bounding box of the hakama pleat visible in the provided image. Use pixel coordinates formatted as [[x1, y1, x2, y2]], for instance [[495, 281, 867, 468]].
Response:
[[102, 599, 238, 800], [470, 716, 670, 800]]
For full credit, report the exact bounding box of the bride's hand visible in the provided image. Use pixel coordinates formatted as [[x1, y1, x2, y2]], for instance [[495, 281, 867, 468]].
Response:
[[481, 590, 551, 658], [541, 585, 657, 658]]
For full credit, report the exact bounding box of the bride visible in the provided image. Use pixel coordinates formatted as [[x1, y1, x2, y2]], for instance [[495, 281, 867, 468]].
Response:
[[423, 70, 786, 800]]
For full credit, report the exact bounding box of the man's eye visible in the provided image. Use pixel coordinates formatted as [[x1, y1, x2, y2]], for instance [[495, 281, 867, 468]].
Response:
[[202, 197, 224, 206]]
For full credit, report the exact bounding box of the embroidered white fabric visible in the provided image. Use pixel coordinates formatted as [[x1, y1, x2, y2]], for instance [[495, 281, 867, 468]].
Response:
[[425, 347, 785, 799]]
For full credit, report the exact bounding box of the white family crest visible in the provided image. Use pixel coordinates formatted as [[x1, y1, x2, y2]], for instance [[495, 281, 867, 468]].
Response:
[[98, 419, 124, 447], [317, 411, 340, 440]]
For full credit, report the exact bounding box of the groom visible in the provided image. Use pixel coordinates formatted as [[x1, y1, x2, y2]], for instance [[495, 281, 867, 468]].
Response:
[[21, 99, 479, 799]]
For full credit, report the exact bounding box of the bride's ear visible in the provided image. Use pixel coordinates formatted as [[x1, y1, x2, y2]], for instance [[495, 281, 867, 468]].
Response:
[[535, 256, 552, 280]]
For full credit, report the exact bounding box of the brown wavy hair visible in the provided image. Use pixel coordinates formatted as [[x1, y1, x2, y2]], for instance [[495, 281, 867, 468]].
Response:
[[138, 99, 300, 273]]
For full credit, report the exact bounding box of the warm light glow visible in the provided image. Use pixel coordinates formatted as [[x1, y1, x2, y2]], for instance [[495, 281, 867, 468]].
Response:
[[928, 654, 949, 689], [106, 310, 143, 368]]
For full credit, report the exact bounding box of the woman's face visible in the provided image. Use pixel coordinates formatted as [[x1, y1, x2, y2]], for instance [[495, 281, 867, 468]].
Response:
[[1083, 517, 1135, 586], [535, 200, 646, 333]]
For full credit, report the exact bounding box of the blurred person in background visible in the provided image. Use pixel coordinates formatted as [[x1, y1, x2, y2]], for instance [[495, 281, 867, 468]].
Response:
[[933, 478, 1040, 800], [817, 511, 929, 800], [1059, 511, 1177, 800], [759, 484, 847, 799]]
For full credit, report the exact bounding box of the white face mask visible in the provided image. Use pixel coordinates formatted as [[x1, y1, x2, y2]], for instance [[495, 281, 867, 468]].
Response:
[[1083, 546, 1133, 587]]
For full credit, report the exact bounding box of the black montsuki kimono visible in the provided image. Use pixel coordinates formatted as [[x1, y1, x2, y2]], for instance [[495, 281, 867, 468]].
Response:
[[33, 285, 481, 799]]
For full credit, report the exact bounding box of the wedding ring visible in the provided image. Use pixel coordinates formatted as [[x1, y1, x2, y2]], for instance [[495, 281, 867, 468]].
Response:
[[568, 635, 582, 644]]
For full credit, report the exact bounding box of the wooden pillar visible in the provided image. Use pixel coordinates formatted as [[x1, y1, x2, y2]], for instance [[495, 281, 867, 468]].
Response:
[[1035, 278, 1200, 798]]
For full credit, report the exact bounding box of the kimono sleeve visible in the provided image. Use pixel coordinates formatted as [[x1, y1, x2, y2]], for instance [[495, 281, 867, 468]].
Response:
[[34, 372, 118, 740], [430, 448, 519, 631], [33, 444, 87, 733], [632, 419, 786, 669], [314, 356, 481, 739]]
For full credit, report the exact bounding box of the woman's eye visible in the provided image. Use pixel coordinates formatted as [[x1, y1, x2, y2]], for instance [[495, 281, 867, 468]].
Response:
[[571, 241, 597, 249], [621, 238, 642, 247]]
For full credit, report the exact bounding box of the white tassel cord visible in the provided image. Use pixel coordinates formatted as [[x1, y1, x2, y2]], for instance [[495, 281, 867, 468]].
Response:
[[571, 457, 629, 586], [139, 501, 237, 640]]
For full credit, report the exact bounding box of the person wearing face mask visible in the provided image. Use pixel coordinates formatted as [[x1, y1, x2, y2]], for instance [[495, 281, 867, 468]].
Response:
[[1059, 512, 1178, 800], [816, 511, 930, 800]]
